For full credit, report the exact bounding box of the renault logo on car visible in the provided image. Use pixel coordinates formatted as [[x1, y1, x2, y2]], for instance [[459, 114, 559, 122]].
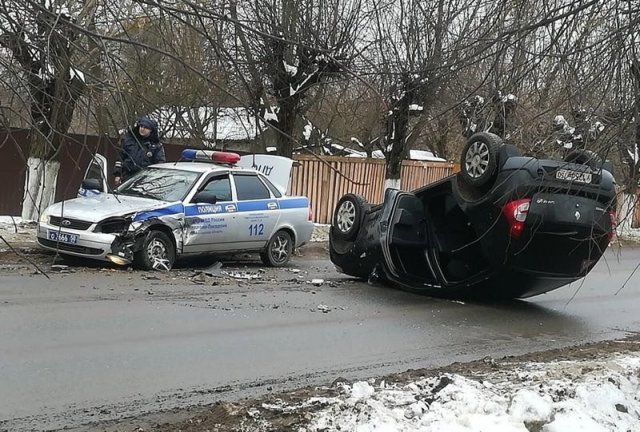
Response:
[[61, 219, 72, 226]]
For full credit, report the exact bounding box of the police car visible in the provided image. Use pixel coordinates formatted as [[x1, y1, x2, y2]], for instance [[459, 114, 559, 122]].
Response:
[[37, 150, 314, 270]]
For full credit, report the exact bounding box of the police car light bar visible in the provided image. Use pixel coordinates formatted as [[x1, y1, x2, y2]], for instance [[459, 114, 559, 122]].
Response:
[[181, 149, 241, 165]]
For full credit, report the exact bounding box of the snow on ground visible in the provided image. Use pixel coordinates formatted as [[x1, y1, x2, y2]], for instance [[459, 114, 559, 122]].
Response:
[[277, 351, 640, 432], [0, 217, 37, 248]]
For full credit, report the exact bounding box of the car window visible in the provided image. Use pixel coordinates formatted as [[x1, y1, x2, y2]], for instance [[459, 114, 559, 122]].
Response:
[[199, 175, 232, 201], [85, 160, 105, 182], [117, 168, 201, 201], [234, 174, 272, 200], [261, 176, 283, 198]]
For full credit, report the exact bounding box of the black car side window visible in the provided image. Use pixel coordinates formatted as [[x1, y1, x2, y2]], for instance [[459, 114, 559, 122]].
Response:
[[234, 174, 271, 200], [200, 175, 232, 201]]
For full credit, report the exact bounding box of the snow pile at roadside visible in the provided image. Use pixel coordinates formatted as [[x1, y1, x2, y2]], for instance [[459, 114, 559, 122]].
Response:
[[297, 352, 640, 432], [310, 224, 329, 242], [0, 217, 37, 247]]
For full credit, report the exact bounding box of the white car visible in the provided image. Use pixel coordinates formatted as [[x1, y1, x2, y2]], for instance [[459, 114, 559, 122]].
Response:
[[37, 150, 314, 270]]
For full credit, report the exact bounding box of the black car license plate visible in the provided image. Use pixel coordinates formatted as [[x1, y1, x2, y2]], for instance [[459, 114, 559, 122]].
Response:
[[47, 230, 79, 244], [555, 169, 592, 184]]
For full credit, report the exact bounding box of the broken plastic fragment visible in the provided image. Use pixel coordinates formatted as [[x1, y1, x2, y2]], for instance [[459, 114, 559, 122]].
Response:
[[152, 258, 170, 271], [204, 261, 223, 276]]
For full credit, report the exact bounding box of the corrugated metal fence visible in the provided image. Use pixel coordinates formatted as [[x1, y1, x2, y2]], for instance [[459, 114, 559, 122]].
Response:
[[290, 155, 455, 224]]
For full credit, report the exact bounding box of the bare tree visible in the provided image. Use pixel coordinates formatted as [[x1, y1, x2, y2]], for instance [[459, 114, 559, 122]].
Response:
[[362, 0, 511, 189], [0, 0, 92, 220], [228, 0, 364, 157]]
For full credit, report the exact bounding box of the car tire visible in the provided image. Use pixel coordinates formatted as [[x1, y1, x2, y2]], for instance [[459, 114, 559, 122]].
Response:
[[460, 132, 502, 187], [260, 230, 293, 267], [332, 193, 367, 241], [564, 149, 602, 170], [134, 230, 176, 270]]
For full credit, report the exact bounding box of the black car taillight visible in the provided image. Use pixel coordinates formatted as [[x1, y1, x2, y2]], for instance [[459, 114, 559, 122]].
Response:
[[502, 198, 531, 238]]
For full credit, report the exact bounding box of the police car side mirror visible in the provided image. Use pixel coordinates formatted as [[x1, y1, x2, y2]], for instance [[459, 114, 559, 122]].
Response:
[[192, 191, 218, 204], [81, 178, 103, 192]]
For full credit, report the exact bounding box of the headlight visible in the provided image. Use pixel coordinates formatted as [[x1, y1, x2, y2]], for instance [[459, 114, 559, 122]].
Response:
[[39, 208, 50, 224], [95, 217, 130, 234]]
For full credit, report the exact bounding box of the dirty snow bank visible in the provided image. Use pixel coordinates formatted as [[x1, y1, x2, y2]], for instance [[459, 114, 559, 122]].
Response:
[[295, 351, 640, 432], [0, 217, 37, 248]]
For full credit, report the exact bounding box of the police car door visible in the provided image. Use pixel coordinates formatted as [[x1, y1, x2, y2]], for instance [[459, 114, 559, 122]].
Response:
[[232, 171, 281, 249], [182, 173, 238, 253], [78, 154, 109, 197]]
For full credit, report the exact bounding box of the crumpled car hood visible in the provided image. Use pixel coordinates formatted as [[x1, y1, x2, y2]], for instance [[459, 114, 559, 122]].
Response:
[[45, 194, 172, 223]]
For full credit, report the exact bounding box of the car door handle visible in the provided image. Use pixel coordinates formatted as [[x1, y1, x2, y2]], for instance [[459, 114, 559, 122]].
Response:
[[267, 202, 278, 210]]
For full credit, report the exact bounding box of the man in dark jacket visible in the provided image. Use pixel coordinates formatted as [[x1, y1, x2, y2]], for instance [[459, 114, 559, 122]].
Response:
[[113, 115, 166, 186]]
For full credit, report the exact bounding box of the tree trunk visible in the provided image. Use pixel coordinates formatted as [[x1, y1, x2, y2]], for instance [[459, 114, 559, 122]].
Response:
[[625, 56, 640, 195], [22, 72, 84, 218], [21, 157, 61, 221], [275, 99, 298, 157], [384, 77, 412, 190], [618, 193, 637, 234]]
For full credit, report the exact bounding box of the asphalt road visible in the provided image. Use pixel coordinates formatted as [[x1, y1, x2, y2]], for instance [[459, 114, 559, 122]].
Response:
[[1, 246, 640, 431]]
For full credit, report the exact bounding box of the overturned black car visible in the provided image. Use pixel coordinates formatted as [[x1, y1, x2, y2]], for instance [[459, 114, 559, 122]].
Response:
[[329, 133, 617, 299]]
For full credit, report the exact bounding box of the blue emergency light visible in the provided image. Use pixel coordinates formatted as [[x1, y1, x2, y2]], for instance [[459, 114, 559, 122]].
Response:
[[181, 149, 241, 165]]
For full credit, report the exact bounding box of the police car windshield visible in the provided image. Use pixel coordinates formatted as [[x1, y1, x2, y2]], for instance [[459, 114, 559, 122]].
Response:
[[116, 168, 200, 201]]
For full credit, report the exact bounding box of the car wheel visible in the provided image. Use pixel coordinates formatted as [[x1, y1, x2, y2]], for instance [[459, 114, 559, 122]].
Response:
[[135, 230, 176, 270], [332, 193, 367, 241], [460, 132, 501, 187], [564, 149, 602, 170], [260, 230, 293, 267]]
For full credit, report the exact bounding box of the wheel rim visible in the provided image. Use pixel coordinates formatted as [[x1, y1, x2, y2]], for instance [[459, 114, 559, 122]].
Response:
[[464, 141, 490, 178], [147, 238, 170, 269], [336, 200, 356, 233], [270, 234, 290, 264]]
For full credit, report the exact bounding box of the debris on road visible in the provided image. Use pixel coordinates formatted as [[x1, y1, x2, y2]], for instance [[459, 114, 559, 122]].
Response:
[[204, 262, 223, 276], [190, 272, 208, 285], [224, 271, 261, 280], [317, 304, 331, 313]]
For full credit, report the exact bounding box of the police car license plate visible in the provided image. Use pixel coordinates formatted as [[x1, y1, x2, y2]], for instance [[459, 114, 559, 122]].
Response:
[[47, 230, 79, 244], [555, 169, 592, 184]]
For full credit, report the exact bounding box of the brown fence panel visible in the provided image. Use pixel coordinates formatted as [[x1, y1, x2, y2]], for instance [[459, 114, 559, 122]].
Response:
[[0, 129, 196, 216], [0, 130, 30, 216], [291, 155, 454, 224]]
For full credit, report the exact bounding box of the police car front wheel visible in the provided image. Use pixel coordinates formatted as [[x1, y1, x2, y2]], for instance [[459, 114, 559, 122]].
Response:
[[135, 230, 176, 271], [261, 230, 293, 267]]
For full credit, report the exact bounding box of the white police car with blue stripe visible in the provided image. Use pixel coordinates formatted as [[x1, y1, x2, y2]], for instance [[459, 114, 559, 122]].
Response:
[[37, 150, 314, 270]]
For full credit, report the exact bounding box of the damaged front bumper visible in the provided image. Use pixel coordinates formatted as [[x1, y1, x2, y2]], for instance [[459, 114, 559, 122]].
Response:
[[36, 218, 164, 266], [37, 221, 118, 262]]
